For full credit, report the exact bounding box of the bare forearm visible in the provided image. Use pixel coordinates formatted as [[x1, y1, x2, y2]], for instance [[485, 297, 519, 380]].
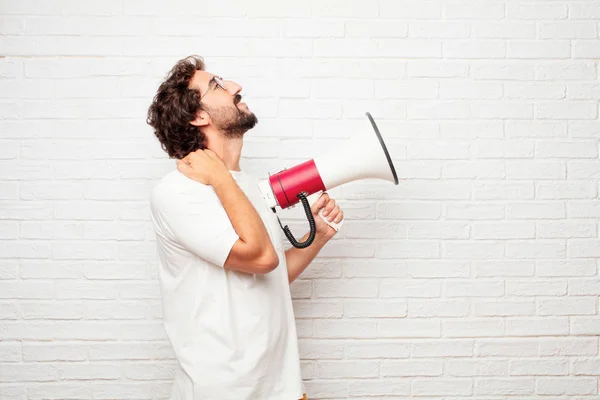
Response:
[[286, 232, 328, 284], [213, 174, 272, 250]]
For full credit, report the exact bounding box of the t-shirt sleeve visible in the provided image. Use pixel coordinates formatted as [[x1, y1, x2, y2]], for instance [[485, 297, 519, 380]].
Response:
[[151, 183, 240, 268]]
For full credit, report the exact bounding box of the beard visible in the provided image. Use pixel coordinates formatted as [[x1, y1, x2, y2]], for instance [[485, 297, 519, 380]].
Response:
[[204, 95, 258, 139]]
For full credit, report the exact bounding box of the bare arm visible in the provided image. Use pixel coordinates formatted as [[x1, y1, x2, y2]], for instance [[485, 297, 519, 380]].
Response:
[[286, 192, 343, 283], [286, 233, 328, 283], [212, 174, 279, 274], [177, 149, 278, 275]]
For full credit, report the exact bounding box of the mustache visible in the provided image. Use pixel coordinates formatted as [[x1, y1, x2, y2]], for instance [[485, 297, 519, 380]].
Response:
[[234, 94, 242, 105]]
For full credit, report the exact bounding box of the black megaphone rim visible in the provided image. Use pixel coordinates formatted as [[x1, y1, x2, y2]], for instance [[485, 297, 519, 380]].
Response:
[[365, 112, 399, 185]]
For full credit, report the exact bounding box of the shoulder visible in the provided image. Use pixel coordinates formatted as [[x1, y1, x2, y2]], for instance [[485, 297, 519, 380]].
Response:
[[150, 169, 217, 213]]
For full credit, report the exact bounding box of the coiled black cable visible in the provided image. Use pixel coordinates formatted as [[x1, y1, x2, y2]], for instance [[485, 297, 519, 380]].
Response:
[[275, 191, 316, 249]]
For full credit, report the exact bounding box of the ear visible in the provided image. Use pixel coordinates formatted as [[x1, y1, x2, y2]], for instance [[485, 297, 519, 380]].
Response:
[[190, 109, 209, 128]]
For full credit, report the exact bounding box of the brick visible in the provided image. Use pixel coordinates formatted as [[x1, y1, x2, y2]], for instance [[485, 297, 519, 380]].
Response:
[[505, 121, 567, 138], [448, 359, 508, 376], [472, 222, 535, 240], [298, 339, 344, 360], [412, 340, 474, 357], [573, 41, 600, 59], [380, 280, 441, 298], [537, 260, 597, 277], [407, 260, 470, 278], [444, 40, 506, 59], [537, 62, 597, 80], [315, 320, 377, 339], [537, 378, 598, 395], [506, 202, 565, 219], [508, 40, 570, 59], [315, 279, 378, 298], [474, 22, 535, 39], [0, 342, 21, 362], [379, 1, 442, 18], [507, 280, 567, 296], [378, 202, 441, 220], [445, 280, 505, 297], [379, 319, 441, 338], [317, 361, 379, 378], [474, 261, 535, 277], [443, 242, 505, 259], [409, 21, 469, 38], [506, 240, 566, 259], [536, 101, 598, 120], [476, 339, 539, 357], [570, 2, 600, 19], [381, 360, 442, 377], [506, 318, 569, 336], [507, 2, 567, 19], [121, 362, 176, 380], [572, 359, 600, 376], [446, 203, 505, 220], [538, 297, 597, 316], [444, 1, 504, 19], [344, 300, 407, 318], [540, 22, 597, 39], [346, 20, 407, 38], [21, 302, 83, 320], [506, 161, 566, 179], [407, 60, 468, 77], [409, 300, 470, 317], [292, 300, 343, 319], [345, 341, 410, 359], [539, 338, 598, 356], [537, 221, 597, 239], [474, 300, 534, 317], [571, 317, 600, 335], [506, 82, 566, 99], [475, 378, 534, 395], [379, 39, 442, 58]]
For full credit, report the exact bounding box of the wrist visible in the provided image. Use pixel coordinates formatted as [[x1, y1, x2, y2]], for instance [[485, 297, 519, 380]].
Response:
[[211, 171, 233, 190], [314, 230, 332, 246]]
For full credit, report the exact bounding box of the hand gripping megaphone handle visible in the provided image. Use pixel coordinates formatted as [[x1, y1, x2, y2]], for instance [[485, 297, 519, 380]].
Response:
[[275, 192, 317, 248], [316, 191, 344, 232], [273, 191, 344, 249]]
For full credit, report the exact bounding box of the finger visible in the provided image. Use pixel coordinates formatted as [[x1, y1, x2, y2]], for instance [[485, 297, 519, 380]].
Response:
[[311, 192, 329, 214], [321, 199, 336, 216], [181, 154, 192, 166], [176, 159, 190, 172], [334, 210, 344, 223], [325, 205, 340, 221], [189, 151, 203, 161], [203, 148, 216, 158]]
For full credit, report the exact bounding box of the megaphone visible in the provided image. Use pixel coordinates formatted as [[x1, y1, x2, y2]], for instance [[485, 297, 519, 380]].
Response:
[[259, 112, 399, 248]]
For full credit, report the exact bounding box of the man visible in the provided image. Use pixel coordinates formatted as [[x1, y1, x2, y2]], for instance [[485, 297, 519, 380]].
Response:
[[146, 55, 344, 400]]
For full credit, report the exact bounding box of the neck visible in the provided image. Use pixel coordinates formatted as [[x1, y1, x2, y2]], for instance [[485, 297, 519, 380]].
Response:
[[206, 134, 243, 172]]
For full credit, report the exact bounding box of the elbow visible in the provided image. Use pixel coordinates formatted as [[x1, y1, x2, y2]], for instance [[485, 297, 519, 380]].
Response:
[[255, 247, 279, 275]]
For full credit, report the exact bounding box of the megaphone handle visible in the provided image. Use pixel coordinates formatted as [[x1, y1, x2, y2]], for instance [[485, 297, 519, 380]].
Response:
[[275, 192, 317, 249], [316, 191, 345, 232]]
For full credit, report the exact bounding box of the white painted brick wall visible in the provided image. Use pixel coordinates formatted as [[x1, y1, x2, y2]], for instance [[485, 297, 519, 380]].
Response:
[[1, 0, 599, 398]]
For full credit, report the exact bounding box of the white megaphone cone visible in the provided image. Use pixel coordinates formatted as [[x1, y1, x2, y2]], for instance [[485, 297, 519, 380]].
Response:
[[259, 112, 399, 249]]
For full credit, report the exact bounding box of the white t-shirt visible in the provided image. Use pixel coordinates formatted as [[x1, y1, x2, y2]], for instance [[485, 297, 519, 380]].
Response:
[[149, 168, 305, 400]]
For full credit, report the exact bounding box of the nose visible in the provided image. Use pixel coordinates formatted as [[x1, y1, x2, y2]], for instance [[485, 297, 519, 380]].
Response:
[[231, 81, 244, 95], [225, 80, 242, 96]]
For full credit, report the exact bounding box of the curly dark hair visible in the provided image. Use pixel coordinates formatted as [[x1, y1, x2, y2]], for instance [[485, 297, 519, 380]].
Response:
[[147, 55, 207, 159]]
